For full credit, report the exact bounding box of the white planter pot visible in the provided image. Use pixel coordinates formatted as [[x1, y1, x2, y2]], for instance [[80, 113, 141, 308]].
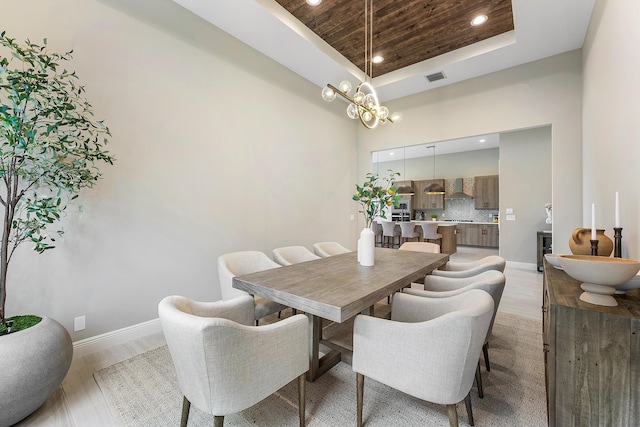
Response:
[[0, 316, 73, 427], [359, 227, 375, 266]]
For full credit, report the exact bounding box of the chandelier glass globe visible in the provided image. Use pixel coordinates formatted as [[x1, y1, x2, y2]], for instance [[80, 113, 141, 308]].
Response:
[[338, 80, 352, 94], [321, 86, 336, 102], [347, 103, 359, 119]]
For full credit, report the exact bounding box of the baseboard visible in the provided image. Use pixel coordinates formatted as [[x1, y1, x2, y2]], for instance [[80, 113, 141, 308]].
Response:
[[72, 318, 162, 359], [506, 260, 538, 271]]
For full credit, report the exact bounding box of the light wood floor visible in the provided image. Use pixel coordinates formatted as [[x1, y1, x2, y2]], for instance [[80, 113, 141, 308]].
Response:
[[15, 246, 542, 427]]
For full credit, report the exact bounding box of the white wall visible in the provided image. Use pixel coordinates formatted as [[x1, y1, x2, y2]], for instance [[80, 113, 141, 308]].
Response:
[[500, 127, 552, 263], [3, 0, 359, 339], [358, 51, 583, 257], [582, 0, 640, 260]]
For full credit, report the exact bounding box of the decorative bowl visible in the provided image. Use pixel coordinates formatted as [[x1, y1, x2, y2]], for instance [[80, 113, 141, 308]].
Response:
[[615, 274, 640, 294], [544, 254, 563, 269], [558, 255, 640, 306]]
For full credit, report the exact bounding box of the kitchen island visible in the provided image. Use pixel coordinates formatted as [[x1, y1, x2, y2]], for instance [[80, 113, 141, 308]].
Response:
[[412, 221, 458, 255], [436, 222, 458, 254]]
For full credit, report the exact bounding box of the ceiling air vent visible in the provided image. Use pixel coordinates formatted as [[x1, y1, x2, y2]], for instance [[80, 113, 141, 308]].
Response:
[[425, 71, 446, 83]]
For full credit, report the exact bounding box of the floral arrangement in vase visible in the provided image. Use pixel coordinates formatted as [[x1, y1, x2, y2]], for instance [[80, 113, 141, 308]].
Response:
[[352, 170, 401, 228]]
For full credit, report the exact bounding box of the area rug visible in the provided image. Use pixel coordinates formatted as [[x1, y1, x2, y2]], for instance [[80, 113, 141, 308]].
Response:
[[94, 311, 546, 426]]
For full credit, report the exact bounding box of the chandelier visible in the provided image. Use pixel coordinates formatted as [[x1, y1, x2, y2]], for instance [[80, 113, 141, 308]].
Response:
[[320, 0, 401, 129]]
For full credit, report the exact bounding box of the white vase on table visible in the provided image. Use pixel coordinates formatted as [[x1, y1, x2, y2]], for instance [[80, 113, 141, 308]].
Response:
[[359, 227, 375, 266]]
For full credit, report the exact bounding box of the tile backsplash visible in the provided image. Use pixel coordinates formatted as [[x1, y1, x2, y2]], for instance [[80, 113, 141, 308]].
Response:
[[415, 178, 498, 222]]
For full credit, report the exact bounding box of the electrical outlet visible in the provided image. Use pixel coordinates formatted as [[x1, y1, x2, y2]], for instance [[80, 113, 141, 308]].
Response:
[[74, 315, 85, 332]]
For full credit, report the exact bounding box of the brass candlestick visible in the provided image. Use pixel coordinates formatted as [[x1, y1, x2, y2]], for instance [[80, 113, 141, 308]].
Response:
[[590, 239, 599, 256], [614, 227, 623, 258]]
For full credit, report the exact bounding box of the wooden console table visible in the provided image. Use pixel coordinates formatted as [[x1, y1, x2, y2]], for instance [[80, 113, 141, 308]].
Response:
[[543, 259, 640, 426]]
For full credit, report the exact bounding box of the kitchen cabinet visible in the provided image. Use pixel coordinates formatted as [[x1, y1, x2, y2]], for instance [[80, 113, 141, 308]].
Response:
[[413, 179, 444, 209], [543, 259, 640, 426], [474, 175, 499, 209], [456, 224, 471, 245], [456, 223, 498, 247]]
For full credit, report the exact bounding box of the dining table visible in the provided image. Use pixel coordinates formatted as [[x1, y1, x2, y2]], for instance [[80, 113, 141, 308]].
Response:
[[233, 247, 449, 381]]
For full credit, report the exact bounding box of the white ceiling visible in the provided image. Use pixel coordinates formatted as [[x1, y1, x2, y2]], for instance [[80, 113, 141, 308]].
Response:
[[169, 0, 594, 154], [170, 0, 595, 102]]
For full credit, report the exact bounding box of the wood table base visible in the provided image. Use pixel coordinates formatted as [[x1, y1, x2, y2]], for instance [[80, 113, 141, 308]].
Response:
[[307, 314, 342, 381]]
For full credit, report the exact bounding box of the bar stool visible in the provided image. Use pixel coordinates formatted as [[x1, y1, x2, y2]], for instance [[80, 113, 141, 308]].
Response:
[[399, 222, 420, 244], [372, 221, 384, 247], [381, 221, 400, 248], [420, 222, 443, 246]]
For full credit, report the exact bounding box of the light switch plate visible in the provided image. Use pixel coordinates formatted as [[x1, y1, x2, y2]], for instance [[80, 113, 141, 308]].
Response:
[[506, 214, 516, 221], [506, 208, 514, 214], [74, 315, 86, 332]]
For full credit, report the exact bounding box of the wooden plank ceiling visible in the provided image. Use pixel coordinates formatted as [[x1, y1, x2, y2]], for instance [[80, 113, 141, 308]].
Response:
[[275, 0, 514, 78]]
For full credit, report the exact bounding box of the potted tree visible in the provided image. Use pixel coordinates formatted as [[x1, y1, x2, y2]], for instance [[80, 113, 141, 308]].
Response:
[[0, 32, 114, 426]]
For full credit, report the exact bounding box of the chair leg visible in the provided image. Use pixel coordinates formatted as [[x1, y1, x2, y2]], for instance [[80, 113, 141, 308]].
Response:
[[255, 319, 259, 326], [447, 404, 459, 427], [356, 373, 364, 427], [475, 361, 484, 398], [483, 342, 490, 371], [214, 415, 224, 427], [464, 392, 475, 426], [180, 396, 190, 427], [298, 373, 306, 427]]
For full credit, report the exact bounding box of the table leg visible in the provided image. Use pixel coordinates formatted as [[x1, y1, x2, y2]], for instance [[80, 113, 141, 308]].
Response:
[[306, 314, 341, 382]]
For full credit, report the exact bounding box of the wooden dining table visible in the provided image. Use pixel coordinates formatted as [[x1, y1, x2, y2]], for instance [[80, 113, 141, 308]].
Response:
[[233, 247, 449, 381]]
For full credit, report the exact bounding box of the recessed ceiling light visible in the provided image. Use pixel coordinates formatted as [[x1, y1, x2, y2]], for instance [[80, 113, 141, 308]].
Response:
[[479, 139, 486, 143], [470, 15, 488, 26], [389, 152, 395, 156], [372, 55, 384, 64], [306, 0, 322, 5]]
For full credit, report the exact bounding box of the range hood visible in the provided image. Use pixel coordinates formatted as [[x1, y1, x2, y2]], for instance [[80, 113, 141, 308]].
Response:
[[446, 178, 473, 199]]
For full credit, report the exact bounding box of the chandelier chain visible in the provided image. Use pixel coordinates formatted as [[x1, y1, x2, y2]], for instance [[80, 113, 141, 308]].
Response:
[[320, 0, 402, 128]]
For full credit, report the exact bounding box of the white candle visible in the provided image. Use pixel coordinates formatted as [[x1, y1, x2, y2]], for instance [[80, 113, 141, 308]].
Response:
[[591, 203, 596, 240], [615, 191, 620, 228]]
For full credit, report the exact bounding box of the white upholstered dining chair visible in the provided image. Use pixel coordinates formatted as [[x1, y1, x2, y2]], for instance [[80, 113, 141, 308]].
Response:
[[272, 245, 321, 266], [433, 255, 506, 278], [313, 241, 351, 257], [405, 269, 506, 397], [398, 241, 441, 253], [158, 295, 308, 427], [217, 251, 288, 325], [352, 290, 494, 427]]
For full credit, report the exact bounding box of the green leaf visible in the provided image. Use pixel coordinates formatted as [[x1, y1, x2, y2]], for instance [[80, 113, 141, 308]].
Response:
[[0, 32, 114, 263]]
